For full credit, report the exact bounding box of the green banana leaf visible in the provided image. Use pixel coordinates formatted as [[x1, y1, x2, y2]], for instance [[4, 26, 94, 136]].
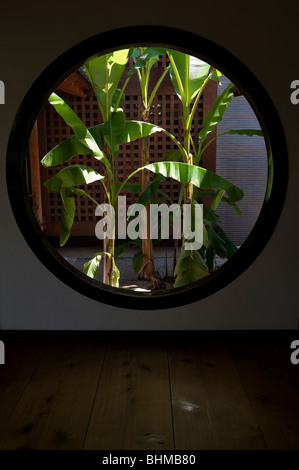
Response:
[[111, 257, 120, 288], [128, 48, 141, 62], [84, 251, 119, 287], [114, 241, 134, 260], [84, 253, 102, 279], [98, 109, 162, 156], [198, 82, 235, 152], [128, 47, 166, 77], [100, 108, 127, 156], [127, 150, 182, 220], [43, 164, 104, 191], [48, 93, 104, 160], [120, 155, 192, 227], [224, 129, 263, 137], [112, 88, 125, 109], [205, 244, 216, 272], [41, 122, 111, 175], [197, 190, 242, 215], [42, 111, 163, 174], [115, 183, 141, 194], [168, 50, 210, 105], [200, 128, 264, 159], [132, 177, 163, 209], [205, 221, 237, 260], [114, 239, 142, 260], [214, 224, 237, 258], [202, 223, 208, 248], [142, 161, 244, 204], [174, 249, 209, 288], [210, 189, 225, 211], [68, 186, 99, 206], [100, 109, 162, 155], [60, 187, 75, 246], [120, 120, 162, 143], [204, 222, 238, 271], [265, 147, 273, 202], [84, 49, 129, 120], [133, 251, 144, 274], [41, 136, 91, 168], [203, 205, 220, 225]]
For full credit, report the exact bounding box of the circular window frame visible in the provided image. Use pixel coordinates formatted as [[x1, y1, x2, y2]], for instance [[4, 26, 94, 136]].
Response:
[[6, 25, 288, 310]]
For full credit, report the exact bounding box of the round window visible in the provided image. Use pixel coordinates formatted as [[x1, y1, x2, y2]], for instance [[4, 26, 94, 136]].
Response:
[[6, 26, 288, 310]]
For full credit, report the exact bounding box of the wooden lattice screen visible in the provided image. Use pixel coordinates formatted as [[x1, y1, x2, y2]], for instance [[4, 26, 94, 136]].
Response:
[[33, 56, 217, 241]]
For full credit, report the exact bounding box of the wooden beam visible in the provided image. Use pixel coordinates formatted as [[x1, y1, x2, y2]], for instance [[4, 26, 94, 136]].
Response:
[[28, 121, 44, 229], [84, 342, 174, 450], [0, 341, 106, 450], [56, 71, 89, 98], [168, 340, 267, 449]]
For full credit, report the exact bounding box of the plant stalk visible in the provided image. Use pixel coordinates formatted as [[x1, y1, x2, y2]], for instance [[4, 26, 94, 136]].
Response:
[[141, 108, 154, 279]]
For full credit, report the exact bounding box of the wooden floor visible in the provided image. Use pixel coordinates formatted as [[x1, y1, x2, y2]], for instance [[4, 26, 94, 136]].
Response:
[[0, 331, 298, 450]]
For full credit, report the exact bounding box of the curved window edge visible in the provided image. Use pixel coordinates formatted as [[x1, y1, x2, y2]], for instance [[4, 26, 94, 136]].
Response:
[[6, 26, 288, 310]]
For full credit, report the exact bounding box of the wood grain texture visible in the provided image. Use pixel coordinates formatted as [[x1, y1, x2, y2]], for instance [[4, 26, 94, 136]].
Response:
[[231, 338, 299, 450], [0, 341, 105, 450], [28, 121, 44, 227], [0, 340, 46, 432], [0, 333, 297, 450], [57, 71, 88, 98], [83, 342, 173, 450], [168, 339, 266, 450]]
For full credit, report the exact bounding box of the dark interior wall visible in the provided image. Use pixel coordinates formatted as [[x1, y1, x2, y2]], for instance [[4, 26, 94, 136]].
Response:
[[0, 0, 297, 329]]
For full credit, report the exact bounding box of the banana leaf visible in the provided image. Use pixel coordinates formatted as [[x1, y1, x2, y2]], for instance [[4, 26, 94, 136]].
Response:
[[197, 190, 242, 215], [84, 49, 129, 120], [142, 161, 244, 204], [197, 82, 235, 154], [41, 136, 91, 167], [43, 164, 104, 191], [83, 252, 119, 287], [133, 251, 144, 274], [60, 187, 75, 246], [168, 50, 210, 105], [48, 93, 104, 160], [174, 248, 209, 288], [84, 253, 102, 279], [127, 47, 166, 77]]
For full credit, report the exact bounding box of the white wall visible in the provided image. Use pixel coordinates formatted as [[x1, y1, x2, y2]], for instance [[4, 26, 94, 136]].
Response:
[[0, 0, 298, 330], [216, 76, 268, 245]]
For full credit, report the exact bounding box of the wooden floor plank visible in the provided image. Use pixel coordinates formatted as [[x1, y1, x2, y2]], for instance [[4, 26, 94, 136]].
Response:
[[0, 341, 106, 450], [84, 342, 173, 450], [0, 333, 297, 451], [231, 338, 299, 450], [0, 340, 46, 431], [168, 340, 266, 450]]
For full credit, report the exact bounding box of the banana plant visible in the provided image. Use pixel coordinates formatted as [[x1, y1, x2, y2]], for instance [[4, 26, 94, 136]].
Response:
[[42, 49, 188, 287], [160, 49, 263, 287], [125, 47, 169, 282], [41, 49, 163, 286], [41, 47, 259, 291], [83, 49, 129, 285]]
